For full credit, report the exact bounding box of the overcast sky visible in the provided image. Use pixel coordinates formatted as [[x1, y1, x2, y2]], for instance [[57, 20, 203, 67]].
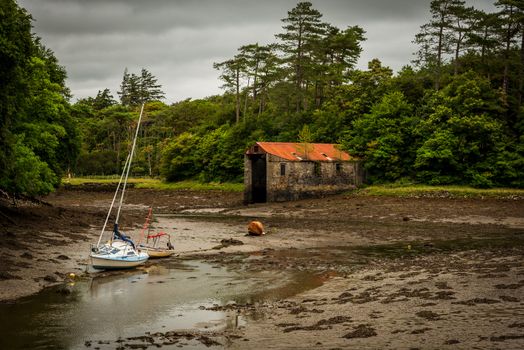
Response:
[[18, 0, 497, 104]]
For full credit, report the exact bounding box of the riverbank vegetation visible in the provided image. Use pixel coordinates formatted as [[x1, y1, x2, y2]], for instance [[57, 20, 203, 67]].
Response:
[[355, 184, 524, 199], [62, 177, 243, 192], [1, 0, 523, 200], [61, 176, 524, 199]]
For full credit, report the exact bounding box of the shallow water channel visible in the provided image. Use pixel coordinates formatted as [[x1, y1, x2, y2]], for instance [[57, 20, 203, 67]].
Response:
[[0, 260, 323, 349]]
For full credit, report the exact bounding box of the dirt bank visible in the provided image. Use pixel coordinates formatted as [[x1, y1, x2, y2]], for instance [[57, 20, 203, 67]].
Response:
[[1, 187, 524, 348], [222, 248, 524, 349]]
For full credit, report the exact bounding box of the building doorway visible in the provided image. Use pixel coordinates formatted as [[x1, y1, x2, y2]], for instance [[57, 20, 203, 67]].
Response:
[[250, 154, 266, 203]]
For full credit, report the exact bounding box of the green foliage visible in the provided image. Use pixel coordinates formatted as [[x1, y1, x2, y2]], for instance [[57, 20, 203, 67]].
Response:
[[356, 184, 524, 199], [491, 135, 524, 188], [75, 150, 118, 176], [0, 0, 80, 197], [156, 108, 278, 183], [55, 1, 524, 190], [317, 59, 394, 133], [414, 129, 460, 184], [341, 91, 417, 182], [392, 66, 434, 105], [63, 177, 244, 192], [135, 180, 244, 192], [118, 68, 165, 106], [21, 55, 80, 177], [0, 0, 34, 195], [160, 132, 201, 181], [154, 98, 226, 135], [296, 124, 314, 159], [0, 137, 58, 196], [72, 104, 143, 175], [77, 89, 116, 111], [414, 72, 508, 187]]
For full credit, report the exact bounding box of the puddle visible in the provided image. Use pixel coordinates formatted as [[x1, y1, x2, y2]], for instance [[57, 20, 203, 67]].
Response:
[[179, 208, 227, 214], [0, 260, 323, 350]]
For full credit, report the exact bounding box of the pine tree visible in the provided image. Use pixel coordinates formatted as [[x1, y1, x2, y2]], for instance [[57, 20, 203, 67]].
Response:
[[495, 0, 523, 96], [118, 68, 165, 106], [448, 3, 476, 75], [275, 1, 326, 111], [253, 44, 281, 116], [139, 68, 165, 102], [92, 89, 116, 110], [414, 0, 466, 89], [313, 25, 365, 106], [467, 10, 500, 66], [214, 56, 245, 123]]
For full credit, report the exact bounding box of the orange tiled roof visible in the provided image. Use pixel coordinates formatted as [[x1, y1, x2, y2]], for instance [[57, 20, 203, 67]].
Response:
[[248, 142, 353, 161]]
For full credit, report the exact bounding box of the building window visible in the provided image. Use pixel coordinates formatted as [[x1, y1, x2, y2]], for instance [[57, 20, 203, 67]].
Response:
[[336, 163, 342, 173], [254, 146, 259, 152], [280, 163, 286, 176], [314, 162, 321, 176]]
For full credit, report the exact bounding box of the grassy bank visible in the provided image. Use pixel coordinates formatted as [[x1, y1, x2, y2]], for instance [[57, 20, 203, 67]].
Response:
[[61, 177, 243, 192], [355, 184, 524, 199], [62, 177, 524, 198]]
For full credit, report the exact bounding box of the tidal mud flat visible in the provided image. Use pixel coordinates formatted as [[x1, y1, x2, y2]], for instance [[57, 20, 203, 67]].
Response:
[[1, 187, 523, 349]]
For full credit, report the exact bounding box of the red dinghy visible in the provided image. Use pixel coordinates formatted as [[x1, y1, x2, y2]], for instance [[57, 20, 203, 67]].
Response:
[[138, 207, 176, 258]]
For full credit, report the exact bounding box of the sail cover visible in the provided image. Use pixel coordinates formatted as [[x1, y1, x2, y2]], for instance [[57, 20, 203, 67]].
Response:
[[113, 223, 136, 250]]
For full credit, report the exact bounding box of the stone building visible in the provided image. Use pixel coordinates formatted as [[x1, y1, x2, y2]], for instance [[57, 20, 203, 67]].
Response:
[[244, 142, 364, 203]]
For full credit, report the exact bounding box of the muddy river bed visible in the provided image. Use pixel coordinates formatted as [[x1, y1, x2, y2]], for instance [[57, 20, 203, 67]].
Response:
[[0, 260, 324, 349], [1, 188, 524, 349]]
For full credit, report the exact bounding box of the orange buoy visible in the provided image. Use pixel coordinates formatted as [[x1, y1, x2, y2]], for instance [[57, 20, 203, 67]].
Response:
[[248, 221, 265, 236]]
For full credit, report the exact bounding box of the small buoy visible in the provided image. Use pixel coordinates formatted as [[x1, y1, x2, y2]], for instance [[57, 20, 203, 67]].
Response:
[[407, 244, 412, 250], [247, 221, 265, 236], [68, 273, 76, 279]]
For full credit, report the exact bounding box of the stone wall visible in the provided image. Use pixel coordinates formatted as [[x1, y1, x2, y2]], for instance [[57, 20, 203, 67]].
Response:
[[244, 156, 252, 203], [265, 154, 363, 202]]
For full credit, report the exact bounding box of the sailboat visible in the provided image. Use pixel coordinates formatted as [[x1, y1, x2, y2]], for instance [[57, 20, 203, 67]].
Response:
[[89, 104, 149, 270], [138, 207, 176, 258]]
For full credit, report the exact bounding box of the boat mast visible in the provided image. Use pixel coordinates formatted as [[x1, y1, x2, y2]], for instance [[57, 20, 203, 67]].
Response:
[[115, 103, 145, 224], [96, 153, 131, 248]]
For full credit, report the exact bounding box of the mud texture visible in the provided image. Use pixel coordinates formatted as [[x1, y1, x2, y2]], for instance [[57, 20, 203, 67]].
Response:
[[1, 187, 524, 349]]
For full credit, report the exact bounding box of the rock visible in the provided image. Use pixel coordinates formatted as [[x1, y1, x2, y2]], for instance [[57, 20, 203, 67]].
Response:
[[43, 275, 57, 282], [197, 335, 221, 347], [220, 238, 244, 247], [56, 284, 74, 295], [56, 254, 70, 260], [0, 271, 22, 280], [343, 324, 377, 338], [415, 310, 440, 320]]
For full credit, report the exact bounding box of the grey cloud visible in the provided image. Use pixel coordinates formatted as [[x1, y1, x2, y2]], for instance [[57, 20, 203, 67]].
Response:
[[18, 0, 497, 103], [24, 0, 298, 34], [23, 0, 432, 35]]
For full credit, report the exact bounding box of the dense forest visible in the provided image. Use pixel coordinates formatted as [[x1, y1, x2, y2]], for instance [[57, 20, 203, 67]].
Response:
[[1, 0, 523, 199]]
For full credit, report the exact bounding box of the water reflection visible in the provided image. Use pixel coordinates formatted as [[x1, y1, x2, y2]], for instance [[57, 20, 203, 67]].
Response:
[[0, 260, 322, 350]]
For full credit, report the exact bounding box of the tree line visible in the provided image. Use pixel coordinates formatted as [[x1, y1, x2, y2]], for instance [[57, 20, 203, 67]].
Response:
[[1, 0, 523, 200], [0, 1, 79, 199]]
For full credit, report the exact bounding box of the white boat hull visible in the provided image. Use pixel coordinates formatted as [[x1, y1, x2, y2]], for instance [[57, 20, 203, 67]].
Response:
[[90, 254, 149, 269], [90, 240, 149, 270]]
